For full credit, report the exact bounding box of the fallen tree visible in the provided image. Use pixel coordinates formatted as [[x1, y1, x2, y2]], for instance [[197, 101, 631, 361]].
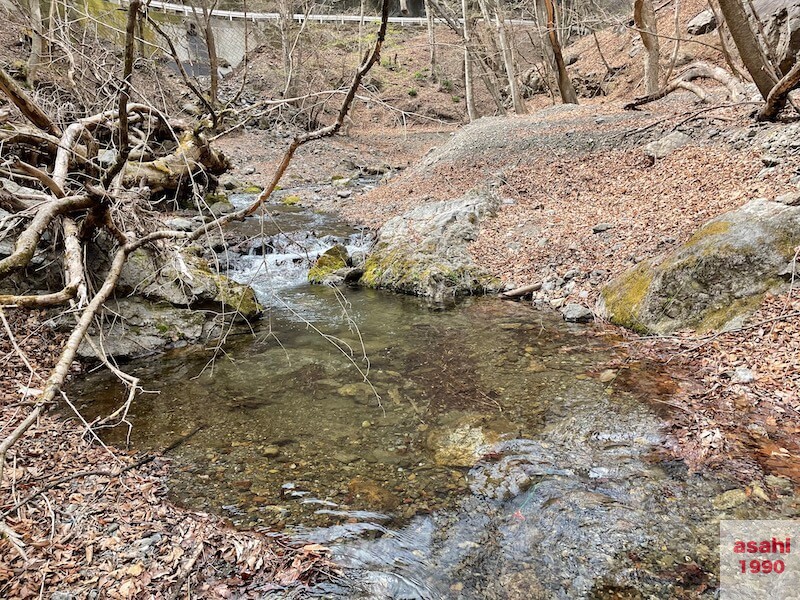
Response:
[[0, 0, 391, 567]]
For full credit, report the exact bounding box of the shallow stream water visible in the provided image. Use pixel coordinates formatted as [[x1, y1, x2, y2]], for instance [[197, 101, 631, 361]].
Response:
[[72, 202, 800, 599]]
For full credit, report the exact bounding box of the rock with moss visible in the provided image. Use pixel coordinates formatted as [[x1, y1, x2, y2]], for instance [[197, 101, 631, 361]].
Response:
[[118, 249, 261, 319], [308, 245, 350, 284], [360, 189, 501, 301], [599, 198, 800, 334]]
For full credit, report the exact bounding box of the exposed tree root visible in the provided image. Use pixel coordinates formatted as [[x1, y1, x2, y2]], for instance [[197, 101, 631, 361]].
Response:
[[624, 61, 746, 109]]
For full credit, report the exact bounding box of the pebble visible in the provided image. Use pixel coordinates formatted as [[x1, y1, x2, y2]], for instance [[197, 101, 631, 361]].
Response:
[[261, 446, 281, 458], [337, 190, 352, 198], [599, 369, 617, 383], [592, 222, 613, 234], [362, 420, 372, 428], [242, 166, 256, 175]]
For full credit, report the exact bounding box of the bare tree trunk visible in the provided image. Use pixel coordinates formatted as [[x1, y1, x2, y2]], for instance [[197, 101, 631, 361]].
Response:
[[0, 66, 61, 135], [492, 1, 526, 113], [424, 0, 437, 78], [541, 0, 578, 104], [278, 0, 296, 98], [200, 0, 220, 107], [27, 0, 45, 85], [634, 0, 661, 94], [716, 0, 778, 99], [461, 0, 478, 120]]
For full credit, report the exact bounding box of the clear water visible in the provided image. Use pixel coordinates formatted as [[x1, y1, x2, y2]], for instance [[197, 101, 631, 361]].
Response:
[[71, 205, 800, 599]]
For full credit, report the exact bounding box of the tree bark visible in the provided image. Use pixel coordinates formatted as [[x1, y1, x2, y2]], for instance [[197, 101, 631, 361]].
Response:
[[634, 0, 661, 95], [492, 0, 526, 113], [461, 0, 478, 120], [424, 0, 437, 78], [716, 0, 778, 99], [0, 67, 61, 136], [541, 0, 578, 104], [27, 0, 45, 85]]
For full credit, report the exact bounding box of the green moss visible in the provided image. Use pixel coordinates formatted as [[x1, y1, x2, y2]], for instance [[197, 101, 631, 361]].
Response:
[[308, 245, 349, 284], [695, 294, 764, 333], [600, 263, 655, 332], [155, 322, 171, 334], [205, 192, 229, 205], [684, 220, 732, 247], [282, 195, 301, 206], [209, 272, 262, 318], [243, 185, 263, 194]]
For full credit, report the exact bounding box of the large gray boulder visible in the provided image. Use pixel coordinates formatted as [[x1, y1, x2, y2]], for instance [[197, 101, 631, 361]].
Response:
[[687, 10, 717, 35], [118, 248, 261, 319], [599, 198, 800, 334], [71, 298, 216, 360], [360, 189, 500, 300]]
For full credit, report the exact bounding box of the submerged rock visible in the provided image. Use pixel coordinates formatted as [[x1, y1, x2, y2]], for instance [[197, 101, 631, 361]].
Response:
[[360, 189, 500, 300], [425, 413, 520, 467], [600, 198, 800, 334]]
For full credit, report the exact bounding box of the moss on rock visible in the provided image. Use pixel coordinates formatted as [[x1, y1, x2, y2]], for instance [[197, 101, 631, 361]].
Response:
[[308, 245, 349, 284], [600, 263, 654, 333]]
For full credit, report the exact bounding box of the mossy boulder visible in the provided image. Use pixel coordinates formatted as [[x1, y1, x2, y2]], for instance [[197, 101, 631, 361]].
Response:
[[360, 189, 501, 301], [308, 244, 349, 284], [118, 249, 261, 319], [599, 198, 800, 334]]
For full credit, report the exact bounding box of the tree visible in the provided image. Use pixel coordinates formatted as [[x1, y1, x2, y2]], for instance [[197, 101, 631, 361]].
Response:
[[716, 0, 777, 99], [541, 0, 578, 104], [633, 0, 660, 95]]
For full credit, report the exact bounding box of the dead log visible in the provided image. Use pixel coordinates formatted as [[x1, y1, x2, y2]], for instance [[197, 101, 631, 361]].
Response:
[[500, 282, 542, 299], [0, 67, 61, 137], [122, 130, 229, 194]]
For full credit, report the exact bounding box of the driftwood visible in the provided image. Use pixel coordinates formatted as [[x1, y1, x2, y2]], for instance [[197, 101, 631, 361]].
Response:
[[500, 282, 542, 299], [624, 61, 746, 109]]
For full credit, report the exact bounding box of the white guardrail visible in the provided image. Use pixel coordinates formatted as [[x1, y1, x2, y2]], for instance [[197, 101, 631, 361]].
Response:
[[116, 0, 538, 27]]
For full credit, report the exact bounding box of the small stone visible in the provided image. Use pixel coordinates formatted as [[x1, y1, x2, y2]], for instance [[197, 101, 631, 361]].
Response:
[[564, 269, 581, 280], [761, 155, 782, 167], [712, 489, 748, 510], [549, 297, 566, 309], [592, 223, 613, 234], [765, 475, 793, 493], [599, 369, 617, 383], [51, 592, 75, 600], [242, 166, 256, 175], [261, 446, 281, 458], [337, 190, 352, 198], [362, 420, 372, 428], [164, 217, 194, 232], [731, 367, 756, 384], [644, 131, 691, 159], [561, 303, 594, 323], [333, 452, 360, 464]]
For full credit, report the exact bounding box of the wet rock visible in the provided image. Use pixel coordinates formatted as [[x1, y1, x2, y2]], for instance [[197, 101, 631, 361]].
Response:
[[561, 303, 594, 323], [425, 414, 519, 467], [348, 476, 400, 510], [334, 452, 360, 464], [261, 446, 281, 458], [687, 10, 717, 35], [600, 198, 800, 334], [644, 132, 691, 159], [361, 189, 501, 300], [73, 298, 214, 360], [712, 489, 748, 510], [308, 244, 349, 284]]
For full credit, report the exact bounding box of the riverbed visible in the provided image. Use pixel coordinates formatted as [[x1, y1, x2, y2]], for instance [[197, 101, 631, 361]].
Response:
[[72, 200, 800, 599]]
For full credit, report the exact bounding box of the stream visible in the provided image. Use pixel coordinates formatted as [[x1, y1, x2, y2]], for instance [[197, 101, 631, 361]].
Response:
[[72, 196, 800, 599]]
